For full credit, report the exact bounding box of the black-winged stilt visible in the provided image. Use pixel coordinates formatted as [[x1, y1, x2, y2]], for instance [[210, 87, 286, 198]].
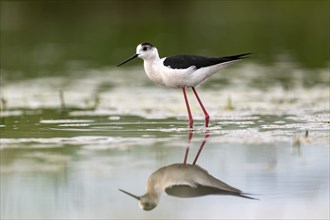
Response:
[[117, 43, 250, 128]]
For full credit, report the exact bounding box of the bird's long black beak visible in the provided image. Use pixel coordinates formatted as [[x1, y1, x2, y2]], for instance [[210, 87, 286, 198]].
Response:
[[117, 54, 139, 67], [119, 188, 141, 200]]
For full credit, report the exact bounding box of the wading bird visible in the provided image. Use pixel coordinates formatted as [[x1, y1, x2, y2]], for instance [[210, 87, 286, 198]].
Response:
[[117, 43, 250, 128]]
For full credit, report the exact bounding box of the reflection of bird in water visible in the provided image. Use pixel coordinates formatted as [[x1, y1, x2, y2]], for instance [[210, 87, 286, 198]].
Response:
[[119, 163, 257, 211]]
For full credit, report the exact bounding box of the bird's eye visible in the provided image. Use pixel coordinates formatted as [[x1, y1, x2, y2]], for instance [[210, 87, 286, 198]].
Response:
[[142, 47, 148, 51]]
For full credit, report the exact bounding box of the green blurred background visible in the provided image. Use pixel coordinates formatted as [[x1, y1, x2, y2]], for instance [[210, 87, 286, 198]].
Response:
[[1, 0, 329, 80]]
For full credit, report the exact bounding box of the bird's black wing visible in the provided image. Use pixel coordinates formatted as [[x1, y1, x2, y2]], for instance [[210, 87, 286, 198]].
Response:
[[163, 53, 251, 70], [165, 184, 257, 199]]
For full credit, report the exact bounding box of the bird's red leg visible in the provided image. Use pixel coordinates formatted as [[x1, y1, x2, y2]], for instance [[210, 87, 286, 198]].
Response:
[[192, 132, 210, 165], [183, 130, 193, 165], [192, 87, 210, 127], [182, 87, 193, 128]]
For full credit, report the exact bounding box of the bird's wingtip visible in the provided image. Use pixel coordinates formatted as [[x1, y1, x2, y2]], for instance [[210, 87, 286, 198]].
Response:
[[238, 53, 252, 59], [240, 192, 260, 200]]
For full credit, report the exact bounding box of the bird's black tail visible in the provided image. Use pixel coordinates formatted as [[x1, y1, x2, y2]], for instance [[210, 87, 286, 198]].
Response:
[[238, 192, 259, 200], [226, 53, 252, 60]]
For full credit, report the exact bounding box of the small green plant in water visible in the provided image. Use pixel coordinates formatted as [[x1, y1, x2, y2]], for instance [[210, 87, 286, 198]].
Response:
[[0, 96, 7, 111], [224, 95, 234, 111], [85, 94, 100, 110], [59, 90, 66, 111]]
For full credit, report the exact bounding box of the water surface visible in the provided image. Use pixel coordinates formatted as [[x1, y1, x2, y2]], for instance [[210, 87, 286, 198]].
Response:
[[1, 64, 329, 219]]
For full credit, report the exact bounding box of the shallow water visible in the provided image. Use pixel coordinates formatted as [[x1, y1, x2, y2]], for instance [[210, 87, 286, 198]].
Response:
[[1, 62, 329, 219], [1, 112, 329, 219]]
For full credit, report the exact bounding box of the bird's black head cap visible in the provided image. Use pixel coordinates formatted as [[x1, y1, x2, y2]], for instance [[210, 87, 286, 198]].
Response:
[[141, 42, 154, 47]]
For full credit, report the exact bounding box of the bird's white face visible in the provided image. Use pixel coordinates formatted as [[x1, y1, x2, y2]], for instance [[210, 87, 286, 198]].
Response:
[[136, 43, 157, 60], [138, 194, 159, 211], [117, 42, 158, 66], [118, 189, 159, 211]]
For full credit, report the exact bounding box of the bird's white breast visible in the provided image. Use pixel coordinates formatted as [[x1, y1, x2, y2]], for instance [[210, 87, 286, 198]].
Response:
[[143, 59, 164, 86], [144, 58, 197, 88]]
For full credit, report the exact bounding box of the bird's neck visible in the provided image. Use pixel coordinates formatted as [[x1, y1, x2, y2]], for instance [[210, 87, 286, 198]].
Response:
[[144, 48, 161, 66], [143, 56, 164, 86], [143, 184, 161, 205], [147, 176, 161, 191]]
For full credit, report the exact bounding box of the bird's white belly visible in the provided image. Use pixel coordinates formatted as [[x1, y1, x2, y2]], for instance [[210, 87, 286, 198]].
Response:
[[144, 63, 200, 88], [160, 66, 197, 88], [144, 60, 232, 88]]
